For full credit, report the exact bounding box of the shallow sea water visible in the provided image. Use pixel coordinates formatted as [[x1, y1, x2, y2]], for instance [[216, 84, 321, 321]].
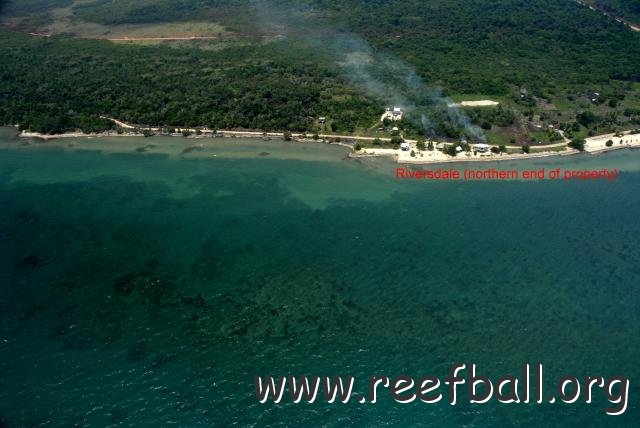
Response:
[[1, 128, 639, 427]]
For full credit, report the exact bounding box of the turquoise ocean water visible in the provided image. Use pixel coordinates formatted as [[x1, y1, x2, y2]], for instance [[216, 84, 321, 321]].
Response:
[[1, 127, 639, 426]]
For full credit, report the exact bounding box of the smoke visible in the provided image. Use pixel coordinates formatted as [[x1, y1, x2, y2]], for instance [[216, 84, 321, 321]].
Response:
[[248, 0, 485, 141]]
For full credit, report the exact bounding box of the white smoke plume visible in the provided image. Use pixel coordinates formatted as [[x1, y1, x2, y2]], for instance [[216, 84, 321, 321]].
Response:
[[248, 0, 485, 141]]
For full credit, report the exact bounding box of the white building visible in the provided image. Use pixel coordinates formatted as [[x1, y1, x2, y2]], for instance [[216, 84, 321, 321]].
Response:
[[381, 106, 404, 122], [474, 143, 490, 153]]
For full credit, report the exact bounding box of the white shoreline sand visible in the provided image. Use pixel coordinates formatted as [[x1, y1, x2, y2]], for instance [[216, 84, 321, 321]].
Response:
[[357, 131, 640, 164], [13, 120, 640, 165]]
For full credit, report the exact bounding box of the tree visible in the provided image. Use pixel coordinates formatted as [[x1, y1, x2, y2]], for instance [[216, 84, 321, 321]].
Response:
[[354, 142, 362, 151], [427, 141, 434, 151], [373, 137, 382, 146], [606, 139, 613, 147], [522, 144, 530, 154], [577, 111, 598, 128], [498, 144, 507, 153], [568, 138, 586, 151], [283, 131, 292, 141], [444, 144, 458, 156], [390, 135, 403, 149], [312, 133, 319, 140], [546, 127, 563, 142], [416, 140, 426, 151], [5, 0, 640, 140], [491, 146, 500, 154]]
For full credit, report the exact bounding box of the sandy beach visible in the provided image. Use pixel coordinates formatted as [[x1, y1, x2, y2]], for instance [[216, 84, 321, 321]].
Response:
[[14, 120, 640, 165], [583, 131, 640, 153], [19, 130, 140, 140], [356, 130, 640, 164]]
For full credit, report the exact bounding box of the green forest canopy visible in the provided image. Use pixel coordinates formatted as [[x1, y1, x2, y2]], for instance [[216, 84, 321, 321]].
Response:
[[0, 0, 639, 136]]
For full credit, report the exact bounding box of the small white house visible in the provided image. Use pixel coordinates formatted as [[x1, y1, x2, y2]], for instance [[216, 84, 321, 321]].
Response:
[[475, 143, 490, 153], [400, 142, 411, 151]]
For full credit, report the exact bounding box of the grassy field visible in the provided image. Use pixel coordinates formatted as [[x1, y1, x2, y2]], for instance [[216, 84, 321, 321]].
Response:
[[1, 0, 639, 141], [485, 131, 513, 146], [529, 130, 554, 144], [1, 1, 228, 39]]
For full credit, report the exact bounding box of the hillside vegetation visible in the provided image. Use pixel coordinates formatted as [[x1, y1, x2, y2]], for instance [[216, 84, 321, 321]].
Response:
[[0, 31, 379, 134], [1, 0, 639, 139]]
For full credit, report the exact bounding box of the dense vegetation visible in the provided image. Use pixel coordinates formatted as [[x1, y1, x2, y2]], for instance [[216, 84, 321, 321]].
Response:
[[4, 0, 640, 94], [0, 0, 72, 16], [1, 0, 640, 138], [71, 0, 223, 25], [0, 31, 379, 134]]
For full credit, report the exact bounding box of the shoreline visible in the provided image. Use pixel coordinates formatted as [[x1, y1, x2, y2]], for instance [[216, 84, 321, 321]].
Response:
[[16, 129, 357, 152], [12, 122, 640, 165]]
